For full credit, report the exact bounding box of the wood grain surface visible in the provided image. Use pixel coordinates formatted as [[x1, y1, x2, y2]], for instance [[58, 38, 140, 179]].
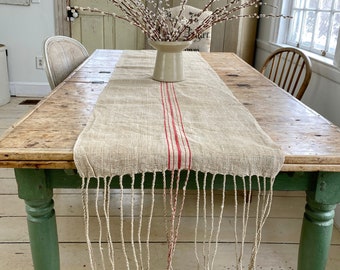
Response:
[[1, 50, 340, 171]]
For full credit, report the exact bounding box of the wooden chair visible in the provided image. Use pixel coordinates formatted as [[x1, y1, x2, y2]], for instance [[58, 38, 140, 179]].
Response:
[[260, 47, 312, 100], [43, 36, 89, 89], [168, 5, 212, 52]]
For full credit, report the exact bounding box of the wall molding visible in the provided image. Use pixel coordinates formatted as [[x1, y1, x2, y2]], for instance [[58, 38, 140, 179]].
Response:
[[10, 82, 50, 97], [0, 0, 29, 6]]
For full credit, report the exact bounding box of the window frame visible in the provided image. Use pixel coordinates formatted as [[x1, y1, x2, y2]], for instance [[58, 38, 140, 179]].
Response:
[[278, 0, 340, 62]]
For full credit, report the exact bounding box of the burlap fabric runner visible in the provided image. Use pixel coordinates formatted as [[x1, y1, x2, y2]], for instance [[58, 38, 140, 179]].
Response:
[[74, 50, 284, 178], [73, 50, 285, 269]]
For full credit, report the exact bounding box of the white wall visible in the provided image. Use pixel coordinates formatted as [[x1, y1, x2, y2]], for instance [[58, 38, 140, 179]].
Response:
[[0, 1, 54, 97], [255, 18, 340, 229]]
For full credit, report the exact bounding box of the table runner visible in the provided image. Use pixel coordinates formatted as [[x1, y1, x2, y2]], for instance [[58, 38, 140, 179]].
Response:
[[74, 50, 284, 270]]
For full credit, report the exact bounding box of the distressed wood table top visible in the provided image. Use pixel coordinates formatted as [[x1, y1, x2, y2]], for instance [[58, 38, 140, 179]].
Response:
[[1, 50, 340, 171]]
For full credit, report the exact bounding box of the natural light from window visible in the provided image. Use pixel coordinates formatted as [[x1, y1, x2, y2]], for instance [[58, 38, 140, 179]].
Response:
[[286, 0, 340, 59]]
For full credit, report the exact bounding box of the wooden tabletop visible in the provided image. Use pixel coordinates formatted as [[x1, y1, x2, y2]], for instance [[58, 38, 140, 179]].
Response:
[[1, 50, 340, 171]]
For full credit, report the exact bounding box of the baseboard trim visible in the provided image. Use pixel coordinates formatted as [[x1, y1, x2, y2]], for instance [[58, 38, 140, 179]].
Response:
[[10, 82, 51, 97]]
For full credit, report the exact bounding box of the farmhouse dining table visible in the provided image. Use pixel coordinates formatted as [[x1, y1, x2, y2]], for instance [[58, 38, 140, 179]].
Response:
[[0, 50, 340, 270]]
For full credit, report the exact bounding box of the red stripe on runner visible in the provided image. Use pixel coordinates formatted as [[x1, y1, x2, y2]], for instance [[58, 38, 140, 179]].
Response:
[[160, 83, 172, 169], [165, 83, 182, 169], [170, 83, 192, 170], [160, 82, 192, 171]]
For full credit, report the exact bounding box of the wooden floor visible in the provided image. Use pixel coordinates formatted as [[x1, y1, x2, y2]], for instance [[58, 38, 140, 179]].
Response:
[[1, 97, 340, 269]]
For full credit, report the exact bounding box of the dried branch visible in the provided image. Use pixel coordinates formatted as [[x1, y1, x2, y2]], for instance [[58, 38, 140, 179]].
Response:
[[71, 0, 291, 42]]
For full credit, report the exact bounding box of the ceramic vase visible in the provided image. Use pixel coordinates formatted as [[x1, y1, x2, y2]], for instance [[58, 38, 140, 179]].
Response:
[[149, 40, 192, 82]]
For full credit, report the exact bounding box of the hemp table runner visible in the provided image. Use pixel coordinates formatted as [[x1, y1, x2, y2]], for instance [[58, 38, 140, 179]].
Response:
[[74, 50, 284, 270]]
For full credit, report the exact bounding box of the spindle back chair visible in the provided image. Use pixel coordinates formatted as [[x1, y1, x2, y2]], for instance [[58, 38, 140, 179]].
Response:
[[260, 47, 312, 100]]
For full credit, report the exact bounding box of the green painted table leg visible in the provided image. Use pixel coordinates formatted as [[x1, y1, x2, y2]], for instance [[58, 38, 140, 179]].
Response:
[[298, 194, 336, 270], [25, 199, 60, 270], [15, 169, 60, 270]]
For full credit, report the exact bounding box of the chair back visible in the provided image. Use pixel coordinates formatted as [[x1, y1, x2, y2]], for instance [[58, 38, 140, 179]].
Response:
[[169, 5, 212, 52], [260, 47, 312, 100], [43, 36, 89, 89]]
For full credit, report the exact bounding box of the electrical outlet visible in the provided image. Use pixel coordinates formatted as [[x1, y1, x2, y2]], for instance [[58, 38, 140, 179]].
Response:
[[35, 56, 44, 69]]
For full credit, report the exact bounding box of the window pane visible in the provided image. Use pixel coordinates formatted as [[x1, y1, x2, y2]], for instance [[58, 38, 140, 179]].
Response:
[[319, 0, 333, 10], [301, 11, 316, 48], [335, 0, 340, 10], [314, 12, 330, 50], [286, 0, 339, 58], [293, 0, 305, 9], [306, 0, 318, 9], [288, 10, 303, 45], [329, 13, 340, 54]]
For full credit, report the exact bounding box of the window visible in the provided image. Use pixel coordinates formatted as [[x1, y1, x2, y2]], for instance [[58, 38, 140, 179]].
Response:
[[285, 0, 340, 59]]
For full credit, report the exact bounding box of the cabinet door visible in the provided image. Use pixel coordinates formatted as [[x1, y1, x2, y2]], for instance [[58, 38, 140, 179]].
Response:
[[70, 0, 145, 53], [68, 0, 256, 63]]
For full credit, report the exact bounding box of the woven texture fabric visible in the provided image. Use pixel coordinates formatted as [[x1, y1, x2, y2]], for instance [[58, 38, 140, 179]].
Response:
[[74, 50, 284, 179], [73, 50, 285, 269]]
